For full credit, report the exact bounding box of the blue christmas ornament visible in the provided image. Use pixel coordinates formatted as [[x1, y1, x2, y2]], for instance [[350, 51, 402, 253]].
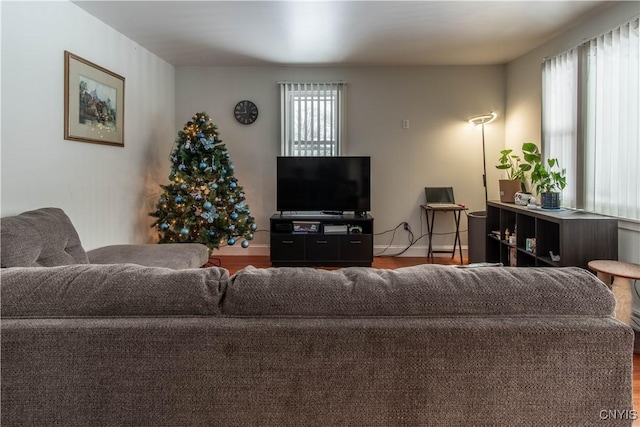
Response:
[[203, 201, 213, 210], [197, 132, 204, 138], [195, 194, 203, 201], [175, 196, 183, 203], [180, 184, 187, 190], [199, 117, 206, 123], [228, 164, 235, 170], [160, 223, 169, 230], [210, 183, 218, 190], [199, 162, 208, 170], [229, 182, 237, 189], [180, 227, 190, 235], [239, 192, 245, 199], [227, 237, 236, 245], [241, 240, 249, 248], [225, 153, 230, 158], [228, 225, 236, 231], [250, 223, 258, 231], [230, 212, 239, 220], [218, 178, 225, 184], [247, 233, 254, 240], [178, 164, 187, 171], [201, 138, 214, 150], [228, 198, 235, 204], [209, 230, 216, 237], [221, 168, 227, 175]]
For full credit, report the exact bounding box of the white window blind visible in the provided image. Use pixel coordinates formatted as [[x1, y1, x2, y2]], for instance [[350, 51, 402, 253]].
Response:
[[584, 18, 640, 220], [541, 17, 640, 221], [280, 82, 346, 156], [542, 49, 579, 208]]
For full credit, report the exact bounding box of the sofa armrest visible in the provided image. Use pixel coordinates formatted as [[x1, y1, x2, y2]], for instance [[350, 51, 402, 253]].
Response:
[[87, 243, 209, 269]]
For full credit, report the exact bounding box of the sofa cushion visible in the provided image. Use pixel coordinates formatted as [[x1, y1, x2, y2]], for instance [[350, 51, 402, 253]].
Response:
[[1, 264, 228, 317], [0, 207, 89, 267], [87, 243, 210, 269], [223, 264, 614, 317]]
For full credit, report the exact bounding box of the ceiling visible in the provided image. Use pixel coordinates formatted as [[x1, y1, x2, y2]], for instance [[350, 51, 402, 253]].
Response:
[[73, 1, 612, 67]]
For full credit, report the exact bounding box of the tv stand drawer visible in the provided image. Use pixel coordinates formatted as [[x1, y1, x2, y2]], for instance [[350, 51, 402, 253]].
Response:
[[270, 235, 305, 261], [340, 235, 373, 261], [305, 235, 340, 261]]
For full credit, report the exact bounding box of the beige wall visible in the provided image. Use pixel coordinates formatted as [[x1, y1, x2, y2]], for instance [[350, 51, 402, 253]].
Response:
[[1, 1, 176, 250], [176, 65, 505, 255]]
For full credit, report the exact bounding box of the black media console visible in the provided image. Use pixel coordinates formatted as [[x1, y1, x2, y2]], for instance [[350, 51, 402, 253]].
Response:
[[270, 213, 374, 267]]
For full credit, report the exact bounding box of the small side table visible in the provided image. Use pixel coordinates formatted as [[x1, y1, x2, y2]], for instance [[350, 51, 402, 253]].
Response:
[[588, 260, 640, 325], [421, 204, 468, 265]]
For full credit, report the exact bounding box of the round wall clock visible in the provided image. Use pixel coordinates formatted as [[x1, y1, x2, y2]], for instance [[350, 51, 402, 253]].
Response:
[[234, 100, 258, 125]]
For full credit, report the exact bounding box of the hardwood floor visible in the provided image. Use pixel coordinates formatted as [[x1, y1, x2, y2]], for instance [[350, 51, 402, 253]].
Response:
[[210, 255, 639, 415], [206, 255, 465, 274]]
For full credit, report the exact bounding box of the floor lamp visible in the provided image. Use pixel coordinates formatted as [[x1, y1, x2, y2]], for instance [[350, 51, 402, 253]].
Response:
[[468, 112, 497, 203], [466, 112, 496, 264]]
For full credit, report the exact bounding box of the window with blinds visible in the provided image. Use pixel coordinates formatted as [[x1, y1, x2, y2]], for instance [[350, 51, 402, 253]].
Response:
[[279, 82, 346, 156], [542, 17, 639, 221]]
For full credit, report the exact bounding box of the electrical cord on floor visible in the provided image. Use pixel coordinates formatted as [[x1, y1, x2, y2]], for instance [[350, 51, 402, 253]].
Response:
[[376, 214, 469, 257], [374, 222, 420, 257]]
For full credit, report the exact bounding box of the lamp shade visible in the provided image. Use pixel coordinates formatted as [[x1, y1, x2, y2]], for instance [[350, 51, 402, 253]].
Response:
[[468, 112, 497, 126]]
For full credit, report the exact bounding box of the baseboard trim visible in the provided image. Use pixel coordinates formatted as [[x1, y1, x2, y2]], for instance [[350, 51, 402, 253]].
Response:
[[374, 245, 468, 258]]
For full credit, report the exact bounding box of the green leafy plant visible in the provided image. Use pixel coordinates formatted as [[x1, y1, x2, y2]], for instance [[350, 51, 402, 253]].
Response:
[[495, 143, 540, 194], [530, 158, 567, 194], [522, 142, 541, 166], [520, 142, 567, 193], [495, 149, 530, 181]]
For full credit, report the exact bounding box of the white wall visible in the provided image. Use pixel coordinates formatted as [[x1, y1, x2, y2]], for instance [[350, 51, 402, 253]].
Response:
[[505, 1, 640, 266], [176, 65, 505, 255], [1, 1, 175, 250]]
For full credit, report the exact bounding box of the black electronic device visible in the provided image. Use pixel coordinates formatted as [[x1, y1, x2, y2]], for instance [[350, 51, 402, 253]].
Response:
[[275, 223, 293, 232], [276, 156, 371, 213], [349, 225, 363, 234]]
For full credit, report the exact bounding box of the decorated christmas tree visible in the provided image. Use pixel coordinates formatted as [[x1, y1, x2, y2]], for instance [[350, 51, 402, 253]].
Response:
[[150, 112, 256, 251]]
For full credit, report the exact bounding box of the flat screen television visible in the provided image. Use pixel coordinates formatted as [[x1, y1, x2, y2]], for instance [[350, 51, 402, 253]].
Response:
[[277, 156, 371, 213]]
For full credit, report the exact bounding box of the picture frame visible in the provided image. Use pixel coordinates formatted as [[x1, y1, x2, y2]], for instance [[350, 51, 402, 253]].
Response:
[[64, 51, 125, 147]]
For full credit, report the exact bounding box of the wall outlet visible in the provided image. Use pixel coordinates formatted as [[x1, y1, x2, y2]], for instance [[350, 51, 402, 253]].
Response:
[[402, 120, 409, 129]]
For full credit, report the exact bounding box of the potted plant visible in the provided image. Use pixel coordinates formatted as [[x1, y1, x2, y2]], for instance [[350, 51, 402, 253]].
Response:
[[495, 147, 531, 203], [530, 158, 567, 209]]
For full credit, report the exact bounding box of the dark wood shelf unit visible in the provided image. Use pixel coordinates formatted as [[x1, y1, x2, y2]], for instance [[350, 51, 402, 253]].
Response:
[[486, 201, 618, 269], [270, 213, 374, 267]]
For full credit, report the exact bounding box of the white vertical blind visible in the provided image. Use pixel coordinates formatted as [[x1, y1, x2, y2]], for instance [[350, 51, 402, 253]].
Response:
[[280, 82, 346, 156], [584, 18, 640, 220], [542, 48, 578, 208]]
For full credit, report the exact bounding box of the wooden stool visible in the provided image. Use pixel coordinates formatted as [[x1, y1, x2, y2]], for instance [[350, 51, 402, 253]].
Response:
[[588, 260, 640, 325]]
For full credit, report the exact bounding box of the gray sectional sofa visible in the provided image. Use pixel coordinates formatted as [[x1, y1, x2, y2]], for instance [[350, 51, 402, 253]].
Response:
[[0, 262, 634, 426], [0, 207, 209, 269]]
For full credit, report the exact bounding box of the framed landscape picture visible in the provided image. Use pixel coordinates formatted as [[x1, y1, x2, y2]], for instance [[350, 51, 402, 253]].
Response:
[[64, 51, 125, 147]]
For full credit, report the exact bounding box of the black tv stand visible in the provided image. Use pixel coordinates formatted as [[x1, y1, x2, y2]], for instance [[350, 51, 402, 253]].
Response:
[[321, 210, 343, 216], [270, 213, 374, 267]]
